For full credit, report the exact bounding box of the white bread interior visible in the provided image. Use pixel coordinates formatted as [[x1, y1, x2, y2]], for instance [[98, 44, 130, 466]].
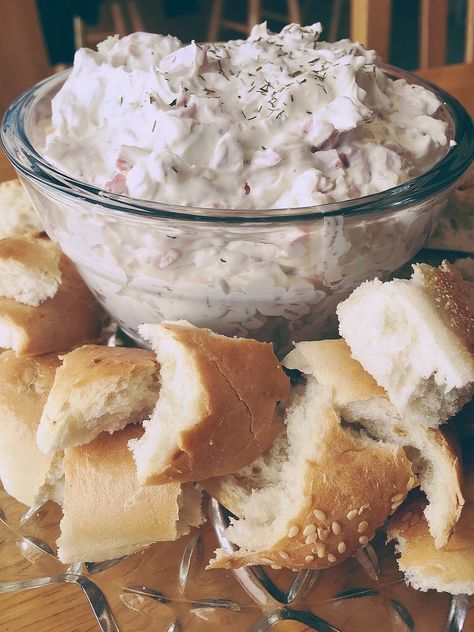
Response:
[[37, 344, 160, 453], [130, 320, 290, 484], [0, 253, 104, 355], [0, 350, 63, 507], [337, 262, 474, 426], [387, 473, 474, 595], [0, 179, 43, 239], [207, 377, 414, 571], [284, 339, 465, 548], [0, 236, 61, 306], [57, 424, 204, 563]]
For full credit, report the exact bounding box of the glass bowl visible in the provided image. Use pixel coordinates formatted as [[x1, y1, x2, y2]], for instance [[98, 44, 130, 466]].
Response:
[[1, 66, 473, 354]]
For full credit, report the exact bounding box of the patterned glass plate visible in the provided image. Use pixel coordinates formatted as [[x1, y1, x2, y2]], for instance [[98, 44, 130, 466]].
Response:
[[0, 484, 472, 632]]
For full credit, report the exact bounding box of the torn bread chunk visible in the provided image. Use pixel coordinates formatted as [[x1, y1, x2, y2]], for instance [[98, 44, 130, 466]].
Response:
[[0, 179, 43, 239], [0, 236, 61, 306], [57, 425, 204, 563], [0, 351, 63, 507], [0, 253, 104, 355], [387, 473, 474, 595], [37, 345, 160, 454], [284, 339, 464, 548], [207, 378, 415, 571], [129, 320, 290, 484], [337, 262, 474, 427]]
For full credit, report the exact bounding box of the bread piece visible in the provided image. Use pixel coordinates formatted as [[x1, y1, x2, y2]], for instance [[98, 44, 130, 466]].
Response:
[[0, 236, 61, 306], [0, 351, 63, 507], [0, 253, 104, 355], [129, 321, 290, 484], [337, 262, 474, 426], [37, 345, 160, 454], [207, 378, 415, 571], [0, 179, 43, 238], [284, 339, 464, 548], [387, 473, 474, 595], [57, 425, 204, 563]]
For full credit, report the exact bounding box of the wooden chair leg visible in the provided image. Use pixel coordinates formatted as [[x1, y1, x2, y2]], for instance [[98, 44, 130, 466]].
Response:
[[465, 0, 474, 62], [419, 0, 448, 69], [287, 0, 302, 24], [350, 0, 392, 61], [127, 1, 145, 32], [329, 0, 343, 41], [110, 1, 128, 36], [248, 0, 261, 32], [208, 0, 223, 41]]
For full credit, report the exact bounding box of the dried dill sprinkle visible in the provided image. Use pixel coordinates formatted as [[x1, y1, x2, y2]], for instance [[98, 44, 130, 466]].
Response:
[[198, 74, 205, 81], [247, 115, 257, 120], [255, 65, 262, 71], [151, 120, 157, 132], [219, 258, 227, 262], [261, 145, 267, 150], [276, 110, 285, 118], [170, 98, 177, 106], [241, 110, 247, 119], [217, 60, 230, 81], [171, 166, 178, 173], [290, 94, 294, 102]]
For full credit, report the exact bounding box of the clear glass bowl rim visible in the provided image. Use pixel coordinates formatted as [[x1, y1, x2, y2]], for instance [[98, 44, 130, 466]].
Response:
[[1, 63, 473, 225]]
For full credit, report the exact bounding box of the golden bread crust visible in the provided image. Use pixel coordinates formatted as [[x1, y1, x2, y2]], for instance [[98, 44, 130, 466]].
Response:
[[140, 322, 290, 484], [0, 254, 104, 355]]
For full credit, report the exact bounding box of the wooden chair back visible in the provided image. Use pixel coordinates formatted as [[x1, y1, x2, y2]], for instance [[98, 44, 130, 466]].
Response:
[[350, 0, 474, 67]]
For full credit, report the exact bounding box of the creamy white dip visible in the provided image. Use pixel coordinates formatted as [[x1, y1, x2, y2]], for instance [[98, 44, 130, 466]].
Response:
[[44, 23, 448, 210]]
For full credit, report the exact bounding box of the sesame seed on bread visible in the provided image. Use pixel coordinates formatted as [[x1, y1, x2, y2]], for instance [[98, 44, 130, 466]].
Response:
[[283, 339, 465, 548], [207, 378, 415, 571]]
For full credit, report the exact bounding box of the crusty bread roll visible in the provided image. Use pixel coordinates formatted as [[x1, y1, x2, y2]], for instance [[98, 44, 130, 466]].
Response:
[[57, 424, 204, 563], [207, 378, 415, 571], [337, 262, 474, 427], [387, 473, 474, 595], [0, 351, 63, 507], [284, 339, 464, 548], [129, 321, 290, 485], [37, 345, 160, 454], [0, 236, 61, 306], [0, 253, 104, 355], [0, 179, 43, 239]]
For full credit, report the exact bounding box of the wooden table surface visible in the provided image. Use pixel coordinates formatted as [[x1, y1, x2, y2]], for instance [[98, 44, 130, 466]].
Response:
[[0, 63, 473, 632]]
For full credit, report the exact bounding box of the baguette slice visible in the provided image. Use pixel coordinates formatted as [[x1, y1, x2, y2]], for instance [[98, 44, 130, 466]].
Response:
[[283, 339, 464, 548], [0, 351, 63, 507], [130, 321, 290, 484], [207, 378, 415, 571], [337, 262, 474, 426], [57, 425, 204, 563], [0, 179, 43, 239], [0, 236, 61, 306], [0, 253, 104, 355], [387, 473, 474, 595], [37, 345, 160, 454]]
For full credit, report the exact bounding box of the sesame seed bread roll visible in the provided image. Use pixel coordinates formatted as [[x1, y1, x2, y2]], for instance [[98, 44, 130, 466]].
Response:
[[0, 236, 61, 306], [0, 253, 104, 355], [57, 424, 204, 564], [387, 473, 474, 595], [337, 261, 474, 427], [0, 351, 63, 507], [0, 179, 43, 239], [37, 345, 160, 454], [129, 320, 290, 484], [207, 378, 415, 571], [283, 339, 464, 548]]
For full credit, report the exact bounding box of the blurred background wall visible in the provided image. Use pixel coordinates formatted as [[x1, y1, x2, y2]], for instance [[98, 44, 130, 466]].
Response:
[[0, 0, 471, 115]]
